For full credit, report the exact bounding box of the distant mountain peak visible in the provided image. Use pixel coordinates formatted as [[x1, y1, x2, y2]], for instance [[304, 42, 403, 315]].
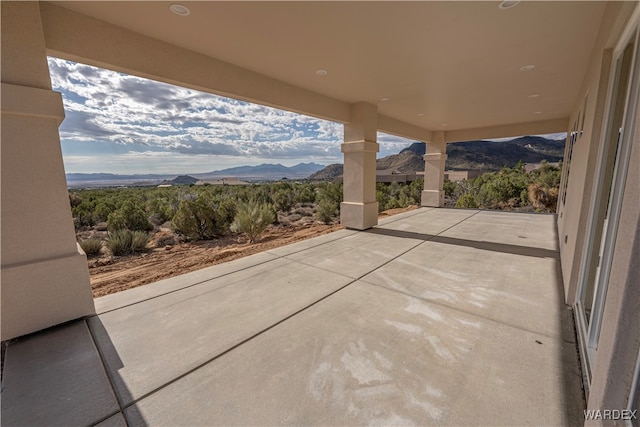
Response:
[[308, 136, 565, 180]]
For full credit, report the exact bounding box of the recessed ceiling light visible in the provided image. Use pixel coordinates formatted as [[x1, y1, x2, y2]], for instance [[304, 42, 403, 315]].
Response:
[[169, 3, 191, 16], [441, 123, 448, 127], [417, 113, 425, 117], [520, 65, 535, 71], [534, 111, 542, 115], [528, 94, 540, 98], [499, 1, 520, 10], [379, 97, 390, 102], [315, 69, 328, 76]]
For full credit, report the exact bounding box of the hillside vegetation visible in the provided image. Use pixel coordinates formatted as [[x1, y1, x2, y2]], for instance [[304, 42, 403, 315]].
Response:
[[72, 161, 560, 258], [309, 135, 565, 180], [444, 161, 561, 212]]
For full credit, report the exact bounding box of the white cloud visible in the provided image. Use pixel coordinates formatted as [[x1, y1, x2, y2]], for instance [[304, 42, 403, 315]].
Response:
[[48, 58, 419, 173]]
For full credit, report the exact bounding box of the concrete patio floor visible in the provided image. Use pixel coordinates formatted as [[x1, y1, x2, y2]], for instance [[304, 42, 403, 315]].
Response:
[[1, 208, 585, 426]]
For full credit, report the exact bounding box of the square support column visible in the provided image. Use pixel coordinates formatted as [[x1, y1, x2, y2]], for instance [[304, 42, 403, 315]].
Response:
[[421, 132, 447, 207], [1, 2, 95, 340], [341, 103, 379, 230]]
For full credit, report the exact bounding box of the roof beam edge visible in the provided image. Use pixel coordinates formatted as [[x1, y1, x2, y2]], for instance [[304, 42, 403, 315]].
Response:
[[377, 114, 431, 142], [39, 2, 350, 124], [445, 118, 569, 143]]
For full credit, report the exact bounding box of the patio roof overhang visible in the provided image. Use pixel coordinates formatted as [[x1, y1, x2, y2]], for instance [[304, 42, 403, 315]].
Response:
[[41, 1, 606, 142]]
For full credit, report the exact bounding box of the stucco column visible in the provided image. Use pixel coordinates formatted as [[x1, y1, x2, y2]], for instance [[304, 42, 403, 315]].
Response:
[[341, 102, 379, 230], [421, 131, 447, 207], [1, 2, 95, 340]]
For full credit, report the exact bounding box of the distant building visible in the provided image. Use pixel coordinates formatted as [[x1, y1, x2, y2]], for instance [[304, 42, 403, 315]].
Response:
[[335, 170, 423, 184], [444, 170, 483, 182]]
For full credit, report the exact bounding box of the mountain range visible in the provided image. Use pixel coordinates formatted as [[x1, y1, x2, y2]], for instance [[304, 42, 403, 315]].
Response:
[[308, 136, 565, 180], [66, 162, 325, 187], [66, 136, 565, 187]]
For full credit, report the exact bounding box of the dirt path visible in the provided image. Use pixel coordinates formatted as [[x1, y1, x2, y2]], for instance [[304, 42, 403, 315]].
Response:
[[89, 205, 418, 298]]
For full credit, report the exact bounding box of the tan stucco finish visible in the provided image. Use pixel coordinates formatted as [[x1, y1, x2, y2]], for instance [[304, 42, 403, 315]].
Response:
[[1, 1, 95, 340]]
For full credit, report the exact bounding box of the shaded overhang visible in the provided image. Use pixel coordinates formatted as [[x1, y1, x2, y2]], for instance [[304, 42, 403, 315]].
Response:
[[41, 1, 610, 142]]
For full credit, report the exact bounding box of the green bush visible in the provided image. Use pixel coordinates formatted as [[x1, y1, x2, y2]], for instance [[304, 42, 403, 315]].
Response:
[[107, 200, 152, 232], [131, 230, 152, 251], [455, 193, 479, 209], [272, 188, 295, 213], [107, 230, 133, 255], [317, 199, 338, 223], [230, 199, 276, 243], [106, 230, 151, 255], [79, 238, 102, 256], [172, 194, 235, 240]]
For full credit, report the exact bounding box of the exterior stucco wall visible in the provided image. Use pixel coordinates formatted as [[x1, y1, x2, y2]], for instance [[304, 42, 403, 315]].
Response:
[[587, 81, 640, 420], [556, 0, 640, 419], [1, 2, 95, 340], [557, 1, 636, 304]]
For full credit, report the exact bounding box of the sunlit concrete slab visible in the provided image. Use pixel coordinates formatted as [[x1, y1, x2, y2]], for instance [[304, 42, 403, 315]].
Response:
[[0, 321, 120, 427], [2, 208, 584, 426], [94, 250, 279, 314], [361, 239, 574, 342], [265, 228, 358, 257], [283, 231, 422, 279], [124, 282, 583, 426], [89, 258, 354, 405], [376, 207, 478, 235], [440, 210, 560, 251], [95, 413, 128, 427]]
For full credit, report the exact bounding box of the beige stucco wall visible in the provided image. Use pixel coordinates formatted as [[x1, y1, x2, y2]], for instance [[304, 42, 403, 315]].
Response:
[[586, 77, 640, 419], [557, 1, 636, 304], [1, 2, 95, 340], [556, 0, 640, 418]]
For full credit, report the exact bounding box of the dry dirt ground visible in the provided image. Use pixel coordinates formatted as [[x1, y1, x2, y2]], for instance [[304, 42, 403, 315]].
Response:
[[88, 205, 418, 298]]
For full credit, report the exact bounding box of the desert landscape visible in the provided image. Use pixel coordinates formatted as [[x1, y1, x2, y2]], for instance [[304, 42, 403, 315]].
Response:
[[86, 206, 416, 297]]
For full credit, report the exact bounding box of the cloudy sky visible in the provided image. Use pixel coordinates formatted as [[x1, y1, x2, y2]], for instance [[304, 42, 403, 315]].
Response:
[[48, 58, 419, 175]]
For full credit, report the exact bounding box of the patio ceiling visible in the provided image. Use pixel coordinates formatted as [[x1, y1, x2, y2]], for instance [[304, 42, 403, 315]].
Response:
[[46, 1, 606, 134]]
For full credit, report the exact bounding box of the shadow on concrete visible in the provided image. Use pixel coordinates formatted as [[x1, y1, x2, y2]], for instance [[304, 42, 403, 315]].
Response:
[[88, 317, 148, 427], [365, 227, 560, 259]]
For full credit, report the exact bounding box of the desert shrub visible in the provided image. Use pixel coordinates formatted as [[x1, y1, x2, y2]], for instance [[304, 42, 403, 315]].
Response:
[[107, 230, 133, 255], [443, 179, 457, 197], [106, 230, 150, 255], [69, 193, 83, 208], [230, 199, 276, 243], [79, 238, 102, 256], [93, 202, 116, 223], [154, 232, 180, 247], [455, 193, 479, 209], [317, 199, 338, 224], [528, 183, 559, 212], [295, 185, 317, 204], [131, 230, 152, 251], [317, 182, 343, 206], [107, 200, 152, 232], [272, 189, 295, 213], [172, 194, 235, 240]]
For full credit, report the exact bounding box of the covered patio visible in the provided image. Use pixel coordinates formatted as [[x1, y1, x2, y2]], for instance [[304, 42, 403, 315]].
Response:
[[2, 208, 584, 426]]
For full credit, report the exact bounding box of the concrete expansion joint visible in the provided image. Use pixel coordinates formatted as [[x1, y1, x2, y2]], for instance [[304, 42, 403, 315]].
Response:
[[377, 207, 431, 226], [98, 231, 358, 315]]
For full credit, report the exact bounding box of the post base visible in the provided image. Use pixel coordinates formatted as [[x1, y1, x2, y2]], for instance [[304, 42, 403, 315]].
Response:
[[340, 202, 379, 230], [421, 190, 445, 207]]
